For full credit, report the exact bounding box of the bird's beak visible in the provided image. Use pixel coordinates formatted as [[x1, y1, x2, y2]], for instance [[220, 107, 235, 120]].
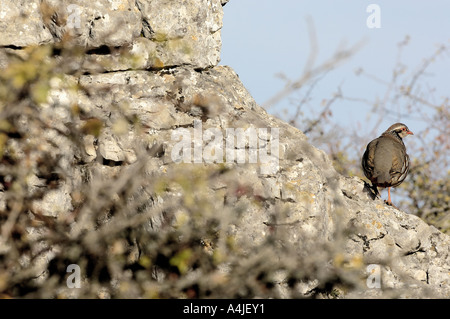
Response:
[[408, 130, 414, 135]]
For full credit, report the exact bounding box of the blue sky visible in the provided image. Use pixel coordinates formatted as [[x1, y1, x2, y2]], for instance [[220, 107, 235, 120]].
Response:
[[220, 1, 450, 137]]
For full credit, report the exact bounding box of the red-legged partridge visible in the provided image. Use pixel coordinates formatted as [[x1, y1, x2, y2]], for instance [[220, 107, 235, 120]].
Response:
[[362, 123, 413, 206]]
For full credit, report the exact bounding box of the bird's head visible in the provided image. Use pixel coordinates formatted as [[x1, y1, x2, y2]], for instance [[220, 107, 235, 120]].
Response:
[[385, 123, 414, 139]]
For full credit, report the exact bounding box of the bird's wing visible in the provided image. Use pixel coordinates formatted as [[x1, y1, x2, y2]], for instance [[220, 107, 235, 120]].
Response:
[[371, 137, 396, 185], [362, 140, 376, 178]]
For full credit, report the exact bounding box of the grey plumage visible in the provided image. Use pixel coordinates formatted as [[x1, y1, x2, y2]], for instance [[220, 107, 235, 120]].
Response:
[[362, 123, 413, 205]]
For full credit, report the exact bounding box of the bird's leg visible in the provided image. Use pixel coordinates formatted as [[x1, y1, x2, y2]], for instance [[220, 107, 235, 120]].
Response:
[[385, 187, 397, 208], [387, 187, 392, 204]]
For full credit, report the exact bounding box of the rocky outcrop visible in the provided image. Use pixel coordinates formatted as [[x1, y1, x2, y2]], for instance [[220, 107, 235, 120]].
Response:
[[0, 0, 449, 298], [0, 0, 223, 70]]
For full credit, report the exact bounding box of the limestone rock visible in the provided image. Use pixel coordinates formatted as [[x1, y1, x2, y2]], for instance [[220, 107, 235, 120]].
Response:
[[0, 0, 53, 46], [40, 61, 450, 297], [42, 0, 142, 47], [136, 0, 223, 68], [0, 0, 223, 70]]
